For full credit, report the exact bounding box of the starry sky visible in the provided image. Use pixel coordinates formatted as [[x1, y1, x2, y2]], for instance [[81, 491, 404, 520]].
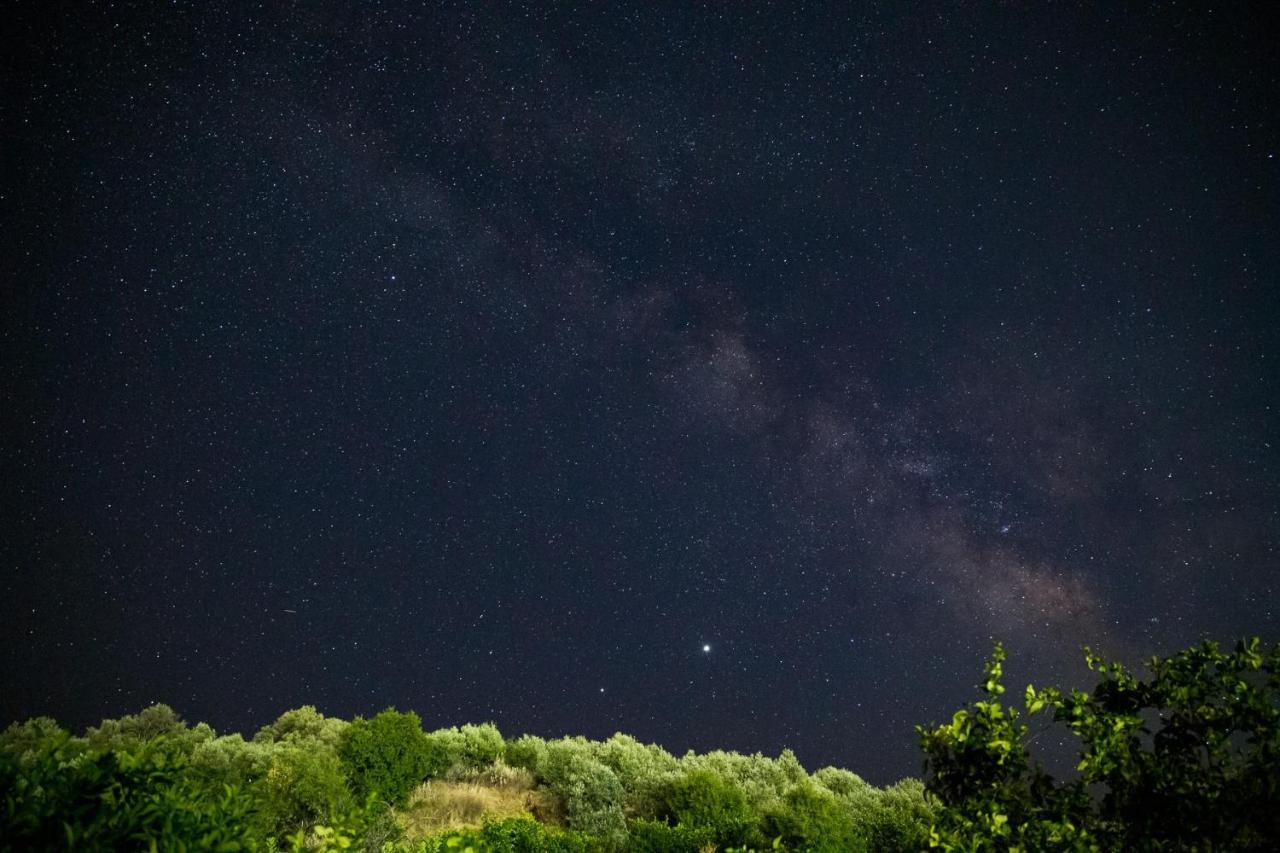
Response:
[[3, 2, 1277, 784]]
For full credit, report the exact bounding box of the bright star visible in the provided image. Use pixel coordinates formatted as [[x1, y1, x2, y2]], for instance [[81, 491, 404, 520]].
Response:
[[702, 644, 711, 653]]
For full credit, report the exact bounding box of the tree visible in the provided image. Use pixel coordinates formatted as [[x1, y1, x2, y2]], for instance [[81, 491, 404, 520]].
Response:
[[918, 638, 1280, 851]]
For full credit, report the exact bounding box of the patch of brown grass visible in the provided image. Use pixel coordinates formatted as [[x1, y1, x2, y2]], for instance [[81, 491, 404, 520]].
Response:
[[397, 765, 561, 840]]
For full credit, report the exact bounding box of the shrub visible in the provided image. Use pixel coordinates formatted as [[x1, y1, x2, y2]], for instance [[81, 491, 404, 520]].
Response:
[[679, 749, 793, 814], [505, 733, 549, 773], [812, 765, 869, 799], [764, 779, 865, 853], [190, 732, 274, 786], [627, 818, 714, 852], [0, 734, 260, 851], [540, 739, 628, 841], [0, 717, 82, 765], [594, 733, 680, 819], [462, 722, 506, 765], [257, 740, 353, 836], [85, 703, 213, 754], [265, 705, 348, 748], [338, 707, 432, 805], [661, 767, 760, 846], [864, 778, 934, 852]]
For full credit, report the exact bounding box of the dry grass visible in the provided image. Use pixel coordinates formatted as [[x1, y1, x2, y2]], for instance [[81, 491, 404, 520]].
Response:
[[397, 762, 561, 840]]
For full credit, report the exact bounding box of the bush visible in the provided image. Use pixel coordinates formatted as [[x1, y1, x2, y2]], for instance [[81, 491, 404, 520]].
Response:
[[540, 739, 628, 841], [661, 767, 760, 846], [505, 734, 549, 773], [190, 732, 274, 787], [265, 705, 348, 749], [0, 734, 259, 851], [85, 704, 214, 755], [764, 780, 865, 853], [628, 818, 714, 852], [679, 749, 796, 813], [812, 766, 869, 799], [257, 740, 353, 836], [421, 815, 595, 852], [338, 707, 433, 806], [863, 778, 934, 852], [460, 722, 506, 767], [594, 733, 680, 819]]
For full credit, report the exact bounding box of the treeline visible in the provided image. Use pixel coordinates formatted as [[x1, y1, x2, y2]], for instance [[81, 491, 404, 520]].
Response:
[[5, 636, 1277, 851], [0, 704, 931, 851]]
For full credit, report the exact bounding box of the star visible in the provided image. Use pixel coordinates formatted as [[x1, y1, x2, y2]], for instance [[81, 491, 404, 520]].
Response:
[[702, 644, 712, 653]]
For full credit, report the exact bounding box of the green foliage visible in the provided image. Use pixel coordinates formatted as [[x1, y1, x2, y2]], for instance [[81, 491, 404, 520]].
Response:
[[1, 702, 940, 850], [764, 779, 865, 853], [812, 765, 869, 798], [339, 708, 433, 806], [919, 637, 1280, 851], [425, 723, 508, 778], [504, 734, 548, 773], [420, 816, 594, 852], [627, 818, 714, 852], [662, 767, 761, 846], [84, 703, 215, 756], [0, 732, 260, 851], [266, 705, 349, 749], [678, 749, 795, 814], [593, 733, 680, 817], [459, 723, 505, 768], [258, 740, 355, 836], [539, 739, 628, 841], [191, 733, 275, 787]]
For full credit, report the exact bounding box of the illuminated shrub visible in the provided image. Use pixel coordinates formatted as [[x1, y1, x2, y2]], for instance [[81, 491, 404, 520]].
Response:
[[258, 740, 353, 834], [540, 739, 628, 841], [661, 767, 761, 847], [765, 779, 865, 853], [505, 733, 548, 772], [264, 705, 348, 748], [338, 707, 432, 805]]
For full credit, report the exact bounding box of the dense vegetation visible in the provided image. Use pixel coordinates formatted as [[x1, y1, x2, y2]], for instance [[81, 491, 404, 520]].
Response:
[[0, 705, 931, 851], [918, 637, 1280, 851], [4, 637, 1275, 851]]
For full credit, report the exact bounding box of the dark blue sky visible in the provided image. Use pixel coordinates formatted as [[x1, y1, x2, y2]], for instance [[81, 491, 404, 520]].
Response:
[[3, 2, 1277, 783]]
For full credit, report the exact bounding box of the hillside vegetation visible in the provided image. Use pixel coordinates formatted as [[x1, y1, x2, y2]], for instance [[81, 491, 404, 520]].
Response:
[[5, 637, 1276, 851], [0, 704, 931, 852]]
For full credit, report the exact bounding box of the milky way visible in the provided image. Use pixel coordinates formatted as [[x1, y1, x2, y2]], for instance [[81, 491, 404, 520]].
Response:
[[3, 3, 1277, 783]]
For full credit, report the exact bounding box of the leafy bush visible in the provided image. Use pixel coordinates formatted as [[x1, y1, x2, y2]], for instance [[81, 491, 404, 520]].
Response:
[[627, 818, 714, 852], [84, 703, 215, 755], [505, 734, 549, 773], [764, 779, 865, 852], [539, 739, 628, 841], [661, 767, 760, 846], [265, 705, 349, 749], [812, 765, 869, 799], [257, 740, 354, 836], [593, 733, 680, 818], [191, 733, 275, 787], [460, 722, 506, 767], [919, 638, 1280, 851], [339, 707, 433, 805], [679, 749, 795, 815], [0, 734, 260, 851]]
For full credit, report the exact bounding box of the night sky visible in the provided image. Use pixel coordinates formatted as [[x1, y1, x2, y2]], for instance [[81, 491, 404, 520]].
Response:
[[3, 3, 1277, 785]]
